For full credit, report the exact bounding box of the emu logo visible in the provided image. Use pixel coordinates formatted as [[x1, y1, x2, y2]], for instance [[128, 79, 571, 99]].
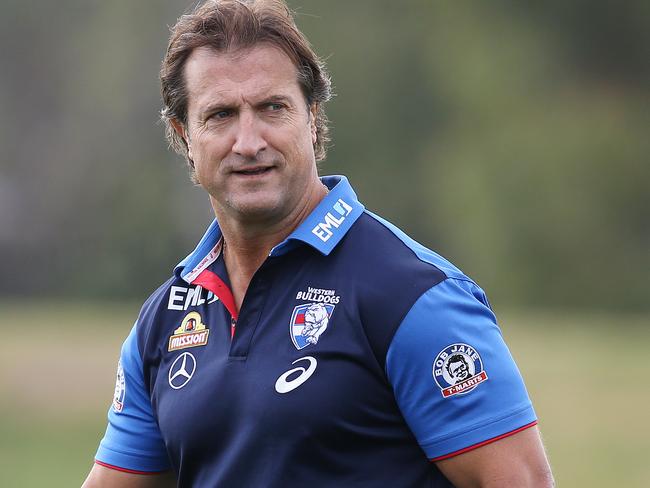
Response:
[[312, 199, 353, 242]]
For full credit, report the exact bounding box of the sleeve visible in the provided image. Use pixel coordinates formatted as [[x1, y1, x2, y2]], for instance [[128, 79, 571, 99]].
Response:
[[95, 322, 171, 473], [385, 278, 537, 461]]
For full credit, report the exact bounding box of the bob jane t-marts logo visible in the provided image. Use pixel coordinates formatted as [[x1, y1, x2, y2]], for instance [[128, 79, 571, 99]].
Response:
[[168, 311, 210, 352], [433, 343, 488, 398]]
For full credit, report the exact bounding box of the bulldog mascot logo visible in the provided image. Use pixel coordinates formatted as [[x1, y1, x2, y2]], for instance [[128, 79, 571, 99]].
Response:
[[289, 302, 335, 350]]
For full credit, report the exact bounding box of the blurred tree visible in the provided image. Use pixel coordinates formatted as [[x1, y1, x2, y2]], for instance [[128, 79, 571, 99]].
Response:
[[0, 0, 647, 312]]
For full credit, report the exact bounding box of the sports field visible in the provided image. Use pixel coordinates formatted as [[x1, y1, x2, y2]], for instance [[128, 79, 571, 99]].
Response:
[[1, 301, 648, 487]]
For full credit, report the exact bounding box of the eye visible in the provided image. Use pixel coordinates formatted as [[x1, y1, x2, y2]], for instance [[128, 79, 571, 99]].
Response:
[[212, 109, 232, 119], [266, 102, 285, 112]]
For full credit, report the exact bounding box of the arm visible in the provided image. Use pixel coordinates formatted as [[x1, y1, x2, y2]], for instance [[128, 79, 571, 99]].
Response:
[[82, 463, 176, 488], [91, 322, 173, 483], [385, 278, 551, 485], [435, 426, 554, 487]]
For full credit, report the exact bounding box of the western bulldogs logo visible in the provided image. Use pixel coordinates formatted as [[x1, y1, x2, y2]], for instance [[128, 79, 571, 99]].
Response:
[[290, 302, 334, 349], [112, 360, 125, 413], [433, 343, 488, 398]]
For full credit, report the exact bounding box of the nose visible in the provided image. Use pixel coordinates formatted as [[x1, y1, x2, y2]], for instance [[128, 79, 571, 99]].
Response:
[[232, 111, 267, 159]]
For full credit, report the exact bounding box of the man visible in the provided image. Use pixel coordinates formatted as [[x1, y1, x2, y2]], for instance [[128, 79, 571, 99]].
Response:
[[83, 1, 554, 486], [446, 354, 472, 384]]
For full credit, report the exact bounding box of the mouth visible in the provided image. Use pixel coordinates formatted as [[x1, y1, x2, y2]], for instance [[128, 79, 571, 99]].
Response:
[[232, 166, 274, 176]]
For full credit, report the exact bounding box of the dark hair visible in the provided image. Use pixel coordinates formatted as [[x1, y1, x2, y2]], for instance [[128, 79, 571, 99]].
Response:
[[446, 355, 469, 375], [160, 0, 332, 181]]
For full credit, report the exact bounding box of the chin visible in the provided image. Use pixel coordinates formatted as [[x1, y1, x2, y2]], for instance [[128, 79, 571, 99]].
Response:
[[230, 197, 286, 221]]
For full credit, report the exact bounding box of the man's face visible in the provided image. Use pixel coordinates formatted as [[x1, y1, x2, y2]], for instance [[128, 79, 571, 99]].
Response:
[[448, 359, 470, 382], [179, 43, 319, 224]]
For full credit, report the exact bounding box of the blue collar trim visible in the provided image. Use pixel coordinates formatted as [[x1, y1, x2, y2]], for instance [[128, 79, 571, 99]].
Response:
[[176, 175, 364, 282]]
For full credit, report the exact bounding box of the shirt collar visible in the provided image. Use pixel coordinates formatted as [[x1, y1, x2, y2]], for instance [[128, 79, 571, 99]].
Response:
[[175, 175, 364, 283]]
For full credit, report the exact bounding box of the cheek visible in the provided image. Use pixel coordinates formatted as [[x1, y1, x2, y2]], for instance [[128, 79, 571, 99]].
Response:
[[193, 138, 228, 167]]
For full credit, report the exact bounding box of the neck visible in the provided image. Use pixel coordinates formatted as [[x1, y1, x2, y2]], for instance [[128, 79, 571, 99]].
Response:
[[212, 182, 328, 311]]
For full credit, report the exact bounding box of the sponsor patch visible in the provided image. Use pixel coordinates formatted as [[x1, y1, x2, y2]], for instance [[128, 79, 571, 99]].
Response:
[[311, 198, 353, 242], [275, 356, 318, 394], [432, 343, 488, 398], [112, 360, 125, 413], [167, 285, 219, 311], [290, 302, 335, 349], [168, 311, 210, 352], [168, 352, 196, 390]]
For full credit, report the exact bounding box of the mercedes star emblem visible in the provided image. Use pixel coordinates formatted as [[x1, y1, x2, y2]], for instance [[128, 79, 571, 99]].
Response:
[[168, 352, 197, 390]]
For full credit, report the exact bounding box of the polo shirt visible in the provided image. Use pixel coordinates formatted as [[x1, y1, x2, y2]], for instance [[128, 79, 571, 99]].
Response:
[[95, 175, 537, 487]]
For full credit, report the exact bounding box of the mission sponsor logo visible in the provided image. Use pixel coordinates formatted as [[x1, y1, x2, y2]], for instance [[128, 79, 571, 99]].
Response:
[[432, 343, 488, 398], [312, 198, 353, 242], [168, 311, 210, 352], [112, 360, 125, 413], [290, 302, 335, 349]]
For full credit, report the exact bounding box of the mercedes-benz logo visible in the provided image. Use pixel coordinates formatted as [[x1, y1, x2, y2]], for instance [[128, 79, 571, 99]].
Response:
[[168, 352, 197, 390]]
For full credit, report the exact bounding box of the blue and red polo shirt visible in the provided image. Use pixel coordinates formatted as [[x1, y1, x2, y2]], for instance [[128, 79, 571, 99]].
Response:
[[95, 175, 537, 487]]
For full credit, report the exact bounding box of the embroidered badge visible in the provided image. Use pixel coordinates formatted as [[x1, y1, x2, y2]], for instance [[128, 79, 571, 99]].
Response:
[[112, 360, 125, 413], [432, 343, 488, 398], [289, 302, 335, 349], [168, 311, 210, 352]]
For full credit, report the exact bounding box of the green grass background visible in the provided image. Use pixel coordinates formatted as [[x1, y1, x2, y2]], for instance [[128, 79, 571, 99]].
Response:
[[1, 302, 648, 487]]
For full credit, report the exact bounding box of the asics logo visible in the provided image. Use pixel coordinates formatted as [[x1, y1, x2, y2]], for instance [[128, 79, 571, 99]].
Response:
[[275, 356, 317, 394]]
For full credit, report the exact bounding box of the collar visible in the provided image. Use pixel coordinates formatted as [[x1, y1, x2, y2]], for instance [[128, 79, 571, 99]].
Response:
[[175, 175, 364, 284]]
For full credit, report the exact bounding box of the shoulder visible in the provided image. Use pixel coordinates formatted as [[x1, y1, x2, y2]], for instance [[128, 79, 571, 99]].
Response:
[[337, 210, 484, 366], [353, 210, 469, 280], [342, 209, 484, 306], [133, 276, 181, 358]]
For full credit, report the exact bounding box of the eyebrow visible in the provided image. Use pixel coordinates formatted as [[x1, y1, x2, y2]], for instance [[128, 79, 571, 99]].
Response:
[[198, 103, 233, 121], [198, 94, 294, 120]]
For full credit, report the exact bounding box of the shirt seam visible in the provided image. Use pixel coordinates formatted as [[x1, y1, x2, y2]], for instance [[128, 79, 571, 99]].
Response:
[[419, 402, 533, 449], [98, 442, 169, 462]]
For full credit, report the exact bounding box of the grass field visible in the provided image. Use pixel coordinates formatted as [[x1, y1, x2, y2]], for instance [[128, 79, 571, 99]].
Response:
[[0, 301, 648, 487]]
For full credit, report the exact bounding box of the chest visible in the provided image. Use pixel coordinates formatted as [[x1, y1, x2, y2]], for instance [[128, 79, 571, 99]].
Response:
[[146, 273, 403, 456]]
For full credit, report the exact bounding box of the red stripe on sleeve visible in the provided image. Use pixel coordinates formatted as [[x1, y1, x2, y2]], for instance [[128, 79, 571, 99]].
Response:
[[94, 460, 167, 475], [429, 420, 538, 462]]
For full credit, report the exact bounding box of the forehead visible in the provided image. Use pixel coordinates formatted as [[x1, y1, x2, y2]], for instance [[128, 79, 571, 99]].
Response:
[[184, 43, 302, 110]]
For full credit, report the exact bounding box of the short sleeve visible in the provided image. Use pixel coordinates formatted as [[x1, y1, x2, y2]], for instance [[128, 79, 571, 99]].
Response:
[[385, 278, 537, 461], [95, 322, 171, 472]]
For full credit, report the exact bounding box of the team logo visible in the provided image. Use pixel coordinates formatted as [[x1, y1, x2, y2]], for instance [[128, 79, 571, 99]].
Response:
[[112, 360, 125, 413], [168, 352, 197, 390], [168, 311, 210, 352], [295, 286, 340, 304], [432, 343, 488, 398], [289, 302, 335, 349]]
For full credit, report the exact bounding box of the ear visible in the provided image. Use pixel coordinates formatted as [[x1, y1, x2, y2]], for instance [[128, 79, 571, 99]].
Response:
[[309, 103, 318, 145], [171, 118, 193, 160]]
